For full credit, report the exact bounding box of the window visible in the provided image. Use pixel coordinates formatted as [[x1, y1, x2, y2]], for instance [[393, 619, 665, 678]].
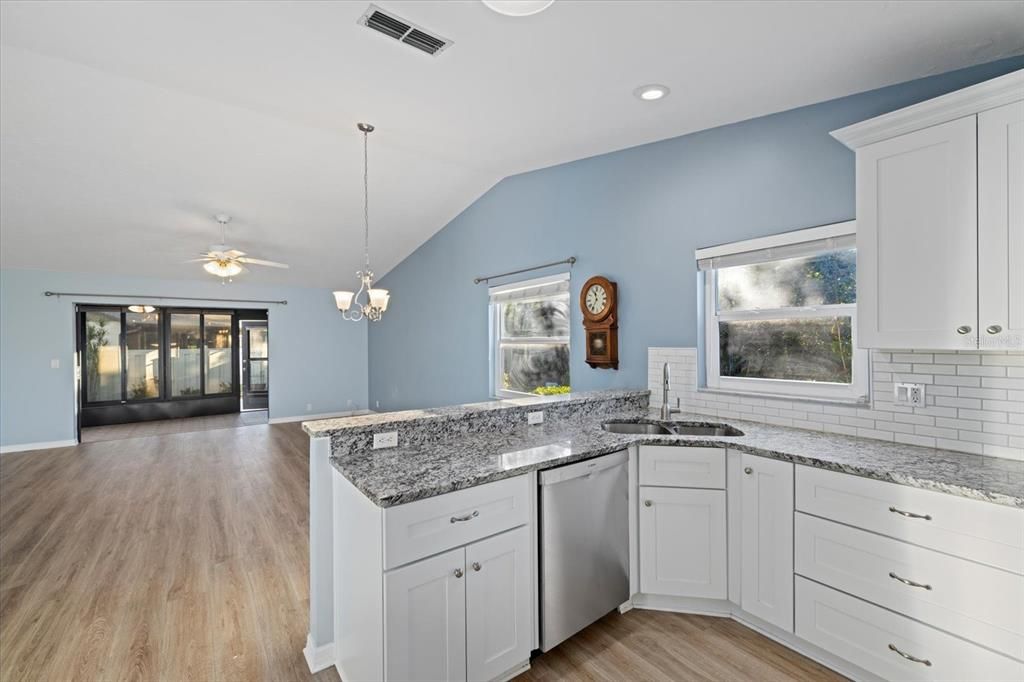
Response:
[[699, 222, 868, 401], [84, 309, 123, 403], [170, 313, 202, 397], [204, 313, 233, 395], [490, 274, 571, 398], [125, 310, 161, 400]]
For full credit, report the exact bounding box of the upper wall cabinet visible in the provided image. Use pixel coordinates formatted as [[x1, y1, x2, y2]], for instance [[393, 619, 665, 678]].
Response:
[[832, 70, 1024, 351]]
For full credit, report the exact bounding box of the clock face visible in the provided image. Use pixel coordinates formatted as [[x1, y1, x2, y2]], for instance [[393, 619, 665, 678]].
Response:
[[585, 284, 608, 315]]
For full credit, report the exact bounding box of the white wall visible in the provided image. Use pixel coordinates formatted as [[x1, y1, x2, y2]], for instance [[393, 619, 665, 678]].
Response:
[[651, 347, 1023, 461], [0, 267, 368, 448]]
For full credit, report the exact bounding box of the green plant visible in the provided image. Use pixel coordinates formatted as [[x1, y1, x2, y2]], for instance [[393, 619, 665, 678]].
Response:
[[533, 385, 571, 396]]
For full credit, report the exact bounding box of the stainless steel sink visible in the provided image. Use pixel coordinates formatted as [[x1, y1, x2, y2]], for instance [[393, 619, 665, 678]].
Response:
[[601, 421, 675, 435], [601, 420, 744, 437], [669, 425, 744, 437]]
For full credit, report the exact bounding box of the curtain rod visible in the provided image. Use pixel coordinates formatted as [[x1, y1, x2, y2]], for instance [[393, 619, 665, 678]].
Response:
[[473, 257, 576, 285], [44, 291, 287, 305]]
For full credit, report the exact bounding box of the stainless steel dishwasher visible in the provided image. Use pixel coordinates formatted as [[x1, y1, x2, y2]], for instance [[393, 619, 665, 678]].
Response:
[[539, 449, 629, 651]]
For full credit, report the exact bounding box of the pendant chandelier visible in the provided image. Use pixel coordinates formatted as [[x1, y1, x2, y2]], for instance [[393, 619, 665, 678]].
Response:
[[333, 123, 390, 321]]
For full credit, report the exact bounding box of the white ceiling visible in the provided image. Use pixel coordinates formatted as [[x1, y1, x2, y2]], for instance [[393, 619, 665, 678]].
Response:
[[1, 1, 1021, 288]]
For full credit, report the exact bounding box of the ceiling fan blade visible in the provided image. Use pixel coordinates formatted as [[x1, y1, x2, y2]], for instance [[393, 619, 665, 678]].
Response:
[[224, 250, 246, 258], [186, 257, 213, 263], [237, 257, 289, 268]]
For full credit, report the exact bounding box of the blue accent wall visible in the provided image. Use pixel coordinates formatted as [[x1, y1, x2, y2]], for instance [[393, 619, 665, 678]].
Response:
[[0, 268, 368, 447], [368, 57, 1024, 412]]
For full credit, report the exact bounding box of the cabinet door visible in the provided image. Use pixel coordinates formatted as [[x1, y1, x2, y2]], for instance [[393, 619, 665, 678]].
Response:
[[857, 115, 978, 348], [740, 454, 794, 631], [639, 486, 727, 599], [979, 100, 1024, 349], [384, 547, 467, 682], [466, 526, 532, 682]]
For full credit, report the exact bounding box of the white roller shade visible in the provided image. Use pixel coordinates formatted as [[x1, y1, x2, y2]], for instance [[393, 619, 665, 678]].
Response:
[[696, 221, 856, 271], [488, 272, 570, 304]]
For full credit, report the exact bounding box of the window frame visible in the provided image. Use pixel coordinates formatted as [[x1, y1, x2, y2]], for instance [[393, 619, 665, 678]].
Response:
[[489, 273, 571, 399], [700, 222, 869, 403]]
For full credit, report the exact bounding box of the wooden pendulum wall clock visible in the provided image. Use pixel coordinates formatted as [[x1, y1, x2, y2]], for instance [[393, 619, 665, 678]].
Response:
[[580, 275, 619, 369]]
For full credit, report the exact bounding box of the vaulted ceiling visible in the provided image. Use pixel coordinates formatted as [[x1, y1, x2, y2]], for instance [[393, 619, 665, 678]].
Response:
[[2, 1, 1021, 288]]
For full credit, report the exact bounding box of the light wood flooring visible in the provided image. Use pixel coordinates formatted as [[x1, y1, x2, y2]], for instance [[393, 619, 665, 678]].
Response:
[[80, 409, 268, 443], [1, 422, 844, 681]]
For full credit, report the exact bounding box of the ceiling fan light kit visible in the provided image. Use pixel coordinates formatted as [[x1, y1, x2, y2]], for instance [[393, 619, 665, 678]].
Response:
[[193, 213, 289, 280], [482, 0, 555, 17], [333, 122, 391, 322]]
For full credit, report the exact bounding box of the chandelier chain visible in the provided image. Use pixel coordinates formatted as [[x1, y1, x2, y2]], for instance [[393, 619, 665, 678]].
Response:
[[363, 127, 370, 270]]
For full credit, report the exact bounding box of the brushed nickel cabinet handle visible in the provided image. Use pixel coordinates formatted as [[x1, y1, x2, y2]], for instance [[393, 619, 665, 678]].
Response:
[[956, 325, 972, 335], [744, 467, 753, 475], [986, 324, 1003, 335], [471, 562, 481, 572], [453, 568, 464, 578], [889, 506, 931, 521], [889, 571, 932, 590], [450, 510, 479, 524], [888, 643, 931, 667], [644, 500, 652, 507]]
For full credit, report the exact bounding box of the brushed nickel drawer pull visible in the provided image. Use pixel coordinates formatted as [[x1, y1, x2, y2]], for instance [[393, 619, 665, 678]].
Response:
[[986, 324, 1003, 335], [450, 510, 479, 524], [889, 571, 932, 590], [889, 506, 931, 521], [453, 568, 464, 578], [471, 562, 481, 572], [956, 325, 972, 335], [888, 643, 932, 667]]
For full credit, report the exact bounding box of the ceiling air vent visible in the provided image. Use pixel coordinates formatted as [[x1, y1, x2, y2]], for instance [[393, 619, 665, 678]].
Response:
[[358, 4, 453, 56]]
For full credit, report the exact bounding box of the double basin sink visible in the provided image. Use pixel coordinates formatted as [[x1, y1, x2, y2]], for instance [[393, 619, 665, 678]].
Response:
[[601, 420, 744, 437]]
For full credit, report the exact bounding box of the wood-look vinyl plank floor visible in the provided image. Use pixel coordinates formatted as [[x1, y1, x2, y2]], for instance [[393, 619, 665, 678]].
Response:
[[79, 409, 269, 443], [1, 422, 844, 681]]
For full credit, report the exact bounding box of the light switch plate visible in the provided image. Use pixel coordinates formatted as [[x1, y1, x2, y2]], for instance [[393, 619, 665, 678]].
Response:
[[894, 382, 925, 406], [528, 411, 544, 425], [373, 431, 398, 449]]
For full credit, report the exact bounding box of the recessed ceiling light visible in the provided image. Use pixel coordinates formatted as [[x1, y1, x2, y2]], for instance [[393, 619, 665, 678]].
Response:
[[482, 1, 555, 17], [634, 84, 670, 101]]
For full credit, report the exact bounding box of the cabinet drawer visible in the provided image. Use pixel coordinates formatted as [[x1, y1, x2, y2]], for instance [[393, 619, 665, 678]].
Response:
[[796, 577, 1024, 681], [796, 465, 1024, 574], [383, 475, 530, 570], [795, 512, 1024, 660], [639, 445, 725, 488]]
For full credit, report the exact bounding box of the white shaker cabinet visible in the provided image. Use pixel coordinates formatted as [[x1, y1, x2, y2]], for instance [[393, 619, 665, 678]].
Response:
[[979, 100, 1024, 347], [739, 453, 794, 631], [385, 547, 468, 682], [832, 69, 1024, 350], [854, 116, 978, 349], [465, 526, 533, 682], [638, 486, 727, 599]]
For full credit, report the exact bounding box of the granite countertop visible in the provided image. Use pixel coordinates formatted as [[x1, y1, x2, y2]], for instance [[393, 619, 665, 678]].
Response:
[[327, 408, 1024, 509]]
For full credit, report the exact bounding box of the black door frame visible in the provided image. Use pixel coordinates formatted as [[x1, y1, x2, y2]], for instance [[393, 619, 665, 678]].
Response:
[[239, 319, 269, 411]]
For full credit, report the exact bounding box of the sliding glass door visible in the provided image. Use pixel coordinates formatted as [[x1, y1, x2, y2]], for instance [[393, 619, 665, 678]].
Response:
[[81, 306, 238, 407]]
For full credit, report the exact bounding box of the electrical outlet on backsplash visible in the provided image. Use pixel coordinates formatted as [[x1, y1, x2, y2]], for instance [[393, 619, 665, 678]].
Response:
[[648, 347, 1023, 460]]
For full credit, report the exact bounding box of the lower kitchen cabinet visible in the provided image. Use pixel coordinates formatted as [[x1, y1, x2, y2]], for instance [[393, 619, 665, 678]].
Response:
[[740, 453, 794, 631], [639, 486, 727, 599], [385, 546, 468, 682], [384, 526, 531, 682], [466, 527, 533, 681]]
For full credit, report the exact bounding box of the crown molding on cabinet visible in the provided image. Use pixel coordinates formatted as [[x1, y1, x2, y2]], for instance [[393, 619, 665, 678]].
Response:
[[830, 69, 1024, 149]]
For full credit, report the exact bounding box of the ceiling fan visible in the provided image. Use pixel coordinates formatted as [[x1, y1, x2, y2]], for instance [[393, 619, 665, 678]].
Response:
[[190, 214, 289, 279]]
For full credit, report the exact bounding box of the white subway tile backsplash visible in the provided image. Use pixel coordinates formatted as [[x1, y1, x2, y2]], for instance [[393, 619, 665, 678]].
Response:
[[648, 346, 1024, 462]]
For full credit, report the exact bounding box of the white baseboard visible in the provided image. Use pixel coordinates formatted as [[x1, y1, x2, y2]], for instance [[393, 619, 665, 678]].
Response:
[[632, 597, 879, 682], [0, 439, 78, 454], [303, 633, 335, 674], [269, 409, 371, 425]]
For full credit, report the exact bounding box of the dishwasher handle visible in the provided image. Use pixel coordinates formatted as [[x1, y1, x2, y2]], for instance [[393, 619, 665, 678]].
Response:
[[539, 450, 628, 486]]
